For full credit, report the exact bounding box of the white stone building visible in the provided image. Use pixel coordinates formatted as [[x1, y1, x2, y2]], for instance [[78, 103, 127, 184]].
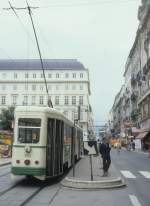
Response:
[[0, 59, 92, 134]]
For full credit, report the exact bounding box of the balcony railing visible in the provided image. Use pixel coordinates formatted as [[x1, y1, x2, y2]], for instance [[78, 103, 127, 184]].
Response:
[[139, 84, 150, 100], [143, 57, 150, 74], [131, 75, 137, 86]]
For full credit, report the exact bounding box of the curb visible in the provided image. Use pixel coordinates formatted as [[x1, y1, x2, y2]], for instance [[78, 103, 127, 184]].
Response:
[[61, 177, 126, 189], [0, 161, 11, 167]]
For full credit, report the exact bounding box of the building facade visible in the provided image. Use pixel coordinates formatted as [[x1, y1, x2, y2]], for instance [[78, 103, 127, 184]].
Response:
[[110, 1, 150, 142], [0, 59, 93, 135]]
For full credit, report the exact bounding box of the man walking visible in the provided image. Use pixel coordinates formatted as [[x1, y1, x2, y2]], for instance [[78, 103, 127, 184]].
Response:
[[99, 138, 111, 176]]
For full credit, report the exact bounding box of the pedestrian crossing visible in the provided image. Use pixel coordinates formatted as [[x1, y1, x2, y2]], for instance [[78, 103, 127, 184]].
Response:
[[120, 171, 136, 179], [120, 170, 150, 179]]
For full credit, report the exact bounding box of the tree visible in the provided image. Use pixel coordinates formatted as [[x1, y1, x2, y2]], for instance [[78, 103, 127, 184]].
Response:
[[0, 107, 15, 131]]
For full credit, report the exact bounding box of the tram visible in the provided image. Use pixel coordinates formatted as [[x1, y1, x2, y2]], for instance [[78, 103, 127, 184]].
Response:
[[11, 106, 83, 180]]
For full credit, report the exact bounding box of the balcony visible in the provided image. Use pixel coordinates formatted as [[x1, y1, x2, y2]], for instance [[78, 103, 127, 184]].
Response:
[[143, 57, 150, 75], [131, 109, 139, 122], [131, 75, 137, 86], [131, 92, 138, 102], [138, 84, 150, 104], [140, 115, 150, 123]]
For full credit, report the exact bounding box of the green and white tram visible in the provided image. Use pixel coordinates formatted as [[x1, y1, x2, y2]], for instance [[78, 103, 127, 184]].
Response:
[[11, 106, 83, 180]]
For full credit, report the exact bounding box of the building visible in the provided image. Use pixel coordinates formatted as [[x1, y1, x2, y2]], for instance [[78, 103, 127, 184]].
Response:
[[110, 1, 150, 144], [0, 59, 93, 135], [137, 2, 150, 131]]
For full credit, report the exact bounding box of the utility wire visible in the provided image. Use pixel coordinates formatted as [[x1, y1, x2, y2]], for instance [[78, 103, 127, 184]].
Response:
[[38, 0, 139, 8], [1, 0, 140, 10], [3, 1, 53, 108]]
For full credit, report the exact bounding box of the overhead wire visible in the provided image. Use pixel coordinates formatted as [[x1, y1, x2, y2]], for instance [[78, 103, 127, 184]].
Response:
[[3, 1, 53, 107], [0, 0, 140, 11], [37, 0, 139, 8]]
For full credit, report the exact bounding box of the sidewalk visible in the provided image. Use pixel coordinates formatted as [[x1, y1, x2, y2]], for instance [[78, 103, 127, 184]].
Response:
[[61, 155, 125, 190], [0, 157, 11, 167]]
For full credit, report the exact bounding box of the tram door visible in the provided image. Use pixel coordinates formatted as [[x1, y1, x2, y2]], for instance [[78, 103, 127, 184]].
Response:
[[46, 119, 63, 177]]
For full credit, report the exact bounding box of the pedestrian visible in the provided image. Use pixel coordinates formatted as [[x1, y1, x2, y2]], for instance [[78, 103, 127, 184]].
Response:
[[132, 141, 135, 151], [99, 138, 111, 176]]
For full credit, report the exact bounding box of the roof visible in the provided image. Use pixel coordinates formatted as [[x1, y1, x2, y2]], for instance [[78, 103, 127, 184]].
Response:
[[0, 59, 86, 70], [15, 106, 82, 130]]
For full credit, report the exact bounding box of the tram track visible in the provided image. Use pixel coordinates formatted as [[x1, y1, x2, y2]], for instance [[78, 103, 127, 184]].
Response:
[[0, 177, 61, 206], [0, 168, 69, 205], [19, 182, 48, 206], [20, 171, 68, 206], [0, 181, 21, 197]]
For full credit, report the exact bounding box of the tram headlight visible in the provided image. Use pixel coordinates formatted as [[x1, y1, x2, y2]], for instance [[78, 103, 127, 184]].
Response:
[[24, 159, 30, 165], [35, 160, 39, 165]]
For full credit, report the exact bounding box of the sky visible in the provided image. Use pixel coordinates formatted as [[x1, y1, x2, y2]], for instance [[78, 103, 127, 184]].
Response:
[[0, 0, 141, 124]]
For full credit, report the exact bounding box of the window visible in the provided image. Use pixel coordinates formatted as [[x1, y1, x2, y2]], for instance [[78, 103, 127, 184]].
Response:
[[2, 73, 6, 79], [41, 73, 43, 78], [13, 85, 17, 90], [63, 111, 68, 117], [55, 96, 59, 105], [79, 96, 83, 105], [64, 96, 69, 105], [1, 96, 6, 105], [39, 96, 44, 105], [2, 85, 6, 91], [65, 85, 69, 90], [65, 73, 69, 78], [32, 96, 36, 105], [14, 73, 18, 79], [25, 73, 29, 78], [72, 73, 76, 78], [47, 96, 51, 106], [33, 73, 36, 78], [56, 85, 59, 90], [48, 73, 52, 78], [56, 73, 59, 78], [72, 96, 76, 105], [72, 111, 75, 121], [23, 96, 28, 105], [40, 85, 44, 91], [80, 111, 83, 120], [80, 85, 83, 90], [25, 85, 28, 91], [12, 95, 17, 105], [48, 85, 52, 90], [32, 85, 36, 91], [80, 73, 83, 78], [72, 85, 76, 90]]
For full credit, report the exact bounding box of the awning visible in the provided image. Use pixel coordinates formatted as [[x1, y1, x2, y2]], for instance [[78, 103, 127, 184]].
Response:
[[132, 127, 141, 133], [136, 131, 149, 139]]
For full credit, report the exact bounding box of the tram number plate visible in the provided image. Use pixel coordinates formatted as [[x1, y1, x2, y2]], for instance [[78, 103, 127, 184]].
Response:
[[24, 153, 31, 157]]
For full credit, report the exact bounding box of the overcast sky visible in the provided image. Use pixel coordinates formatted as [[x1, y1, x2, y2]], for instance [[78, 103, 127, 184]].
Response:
[[0, 0, 141, 124]]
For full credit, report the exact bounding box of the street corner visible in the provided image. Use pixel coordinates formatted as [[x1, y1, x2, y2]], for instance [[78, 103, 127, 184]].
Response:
[[61, 176, 126, 190]]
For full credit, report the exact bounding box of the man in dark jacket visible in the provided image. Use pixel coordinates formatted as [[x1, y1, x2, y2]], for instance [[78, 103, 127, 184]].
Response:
[[99, 138, 111, 176]]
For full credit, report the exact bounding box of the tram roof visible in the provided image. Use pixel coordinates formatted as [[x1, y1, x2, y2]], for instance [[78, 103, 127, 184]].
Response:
[[0, 59, 86, 70], [15, 106, 82, 130]]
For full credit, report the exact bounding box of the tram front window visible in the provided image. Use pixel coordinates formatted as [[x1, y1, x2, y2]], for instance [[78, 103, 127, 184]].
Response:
[[18, 118, 41, 144]]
